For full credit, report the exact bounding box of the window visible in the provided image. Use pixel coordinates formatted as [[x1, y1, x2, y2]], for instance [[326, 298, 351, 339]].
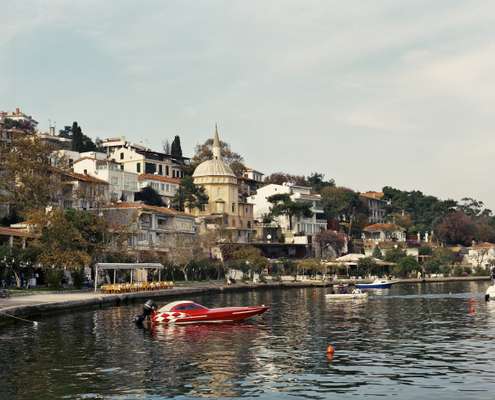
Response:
[[159, 165, 163, 175], [166, 165, 169, 176], [145, 162, 156, 174], [120, 165, 124, 170], [120, 153, 124, 160], [161, 184, 165, 190], [232, 203, 236, 213], [136, 163, 141, 173], [166, 184, 170, 192]]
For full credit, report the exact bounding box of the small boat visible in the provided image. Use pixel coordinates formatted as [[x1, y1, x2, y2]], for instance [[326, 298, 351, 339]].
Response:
[[356, 279, 393, 289], [326, 291, 368, 300], [485, 284, 495, 301], [135, 300, 268, 325]]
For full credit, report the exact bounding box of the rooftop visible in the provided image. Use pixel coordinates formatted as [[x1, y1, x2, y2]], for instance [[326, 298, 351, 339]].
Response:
[[363, 223, 405, 232], [138, 174, 181, 184], [104, 202, 194, 218]]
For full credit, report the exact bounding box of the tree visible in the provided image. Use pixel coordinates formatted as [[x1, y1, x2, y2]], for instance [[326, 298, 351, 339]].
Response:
[[314, 230, 346, 257], [172, 176, 209, 211], [382, 186, 457, 233], [357, 257, 379, 277], [393, 256, 419, 278], [191, 137, 245, 174], [0, 135, 63, 215], [65, 122, 97, 153], [435, 211, 477, 246], [264, 172, 307, 186], [231, 246, 269, 281], [297, 258, 324, 278], [135, 186, 164, 207], [372, 246, 383, 259], [320, 186, 369, 236], [29, 208, 109, 271], [170, 135, 183, 158], [267, 193, 313, 231], [458, 197, 492, 218], [307, 172, 335, 193], [384, 247, 407, 263]]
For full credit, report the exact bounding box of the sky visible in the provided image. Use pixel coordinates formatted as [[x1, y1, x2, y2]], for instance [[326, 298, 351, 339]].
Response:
[[2, 0, 495, 208]]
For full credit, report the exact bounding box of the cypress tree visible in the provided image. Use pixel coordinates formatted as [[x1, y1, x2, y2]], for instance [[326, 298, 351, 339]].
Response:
[[170, 135, 183, 158]]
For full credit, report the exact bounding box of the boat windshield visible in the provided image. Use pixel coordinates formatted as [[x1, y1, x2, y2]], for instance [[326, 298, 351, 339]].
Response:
[[172, 303, 208, 311]]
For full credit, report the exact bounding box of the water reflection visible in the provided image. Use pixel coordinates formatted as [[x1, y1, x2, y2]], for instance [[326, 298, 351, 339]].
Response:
[[1, 281, 495, 399]]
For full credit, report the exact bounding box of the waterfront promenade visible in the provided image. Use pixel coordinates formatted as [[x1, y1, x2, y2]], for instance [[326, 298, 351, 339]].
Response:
[[0, 276, 490, 326]]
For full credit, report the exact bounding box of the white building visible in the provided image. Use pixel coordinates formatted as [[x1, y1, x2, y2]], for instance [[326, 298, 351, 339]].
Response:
[[243, 168, 264, 183], [248, 183, 327, 244], [137, 174, 180, 207], [362, 223, 406, 242], [464, 242, 495, 269], [73, 154, 139, 203], [101, 138, 185, 179]]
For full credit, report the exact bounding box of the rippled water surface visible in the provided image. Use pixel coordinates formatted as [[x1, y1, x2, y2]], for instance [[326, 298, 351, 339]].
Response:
[[2, 281, 495, 399]]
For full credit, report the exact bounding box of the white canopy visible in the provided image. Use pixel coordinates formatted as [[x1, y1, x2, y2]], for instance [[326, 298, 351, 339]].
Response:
[[94, 263, 164, 291], [335, 253, 366, 263]]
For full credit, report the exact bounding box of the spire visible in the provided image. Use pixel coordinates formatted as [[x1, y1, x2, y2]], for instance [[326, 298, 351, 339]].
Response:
[[212, 123, 222, 160]]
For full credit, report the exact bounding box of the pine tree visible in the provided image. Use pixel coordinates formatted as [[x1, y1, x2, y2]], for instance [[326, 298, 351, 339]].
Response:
[[170, 135, 183, 158]]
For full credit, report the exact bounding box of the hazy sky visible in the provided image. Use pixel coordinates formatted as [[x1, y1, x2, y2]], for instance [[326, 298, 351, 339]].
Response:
[[2, 1, 495, 208]]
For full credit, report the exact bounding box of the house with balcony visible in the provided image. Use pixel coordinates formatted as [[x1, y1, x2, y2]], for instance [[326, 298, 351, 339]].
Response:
[[137, 174, 180, 207], [362, 223, 406, 243], [57, 170, 110, 210], [101, 138, 186, 179], [73, 154, 138, 203], [100, 203, 196, 256], [248, 183, 327, 245], [360, 191, 388, 224]]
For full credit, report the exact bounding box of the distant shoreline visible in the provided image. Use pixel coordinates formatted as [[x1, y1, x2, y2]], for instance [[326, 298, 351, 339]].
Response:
[[0, 277, 491, 326]]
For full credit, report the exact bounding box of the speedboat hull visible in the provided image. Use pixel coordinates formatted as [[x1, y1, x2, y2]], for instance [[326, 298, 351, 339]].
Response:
[[356, 281, 393, 289], [151, 303, 269, 325]]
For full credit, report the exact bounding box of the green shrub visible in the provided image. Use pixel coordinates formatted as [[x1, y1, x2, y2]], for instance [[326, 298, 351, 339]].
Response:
[[71, 268, 85, 289], [47, 269, 64, 289]]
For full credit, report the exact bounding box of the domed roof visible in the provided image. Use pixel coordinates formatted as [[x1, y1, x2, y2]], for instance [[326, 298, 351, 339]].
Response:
[[192, 126, 236, 178], [193, 159, 236, 178]]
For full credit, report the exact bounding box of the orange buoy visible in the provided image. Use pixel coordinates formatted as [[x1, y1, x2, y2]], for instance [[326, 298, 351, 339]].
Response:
[[326, 345, 335, 355]]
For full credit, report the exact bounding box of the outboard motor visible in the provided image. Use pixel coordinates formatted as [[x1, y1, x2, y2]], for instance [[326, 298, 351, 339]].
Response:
[[134, 299, 157, 325]]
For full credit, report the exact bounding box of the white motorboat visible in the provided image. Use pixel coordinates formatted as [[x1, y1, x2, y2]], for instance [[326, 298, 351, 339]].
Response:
[[326, 290, 368, 300], [485, 284, 495, 301]]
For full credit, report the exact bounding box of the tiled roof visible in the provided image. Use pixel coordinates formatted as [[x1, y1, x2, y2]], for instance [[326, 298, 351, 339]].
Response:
[[0, 227, 35, 238], [104, 202, 194, 218], [63, 171, 109, 184], [363, 223, 405, 232], [470, 242, 495, 250], [360, 191, 385, 200], [138, 174, 180, 184]]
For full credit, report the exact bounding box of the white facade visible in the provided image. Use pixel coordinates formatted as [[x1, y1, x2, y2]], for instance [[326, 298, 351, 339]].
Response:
[[73, 157, 138, 202], [248, 183, 327, 242], [102, 138, 184, 179], [464, 243, 495, 269], [138, 174, 180, 206], [243, 168, 264, 183]]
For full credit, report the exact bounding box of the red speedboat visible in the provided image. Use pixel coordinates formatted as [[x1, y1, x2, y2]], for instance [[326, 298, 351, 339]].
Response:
[[135, 300, 268, 325]]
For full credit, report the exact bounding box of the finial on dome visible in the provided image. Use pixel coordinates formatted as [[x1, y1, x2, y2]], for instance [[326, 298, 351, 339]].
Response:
[[213, 124, 221, 160]]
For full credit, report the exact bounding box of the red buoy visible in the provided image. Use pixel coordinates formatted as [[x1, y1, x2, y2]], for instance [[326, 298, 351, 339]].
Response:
[[326, 345, 335, 355]]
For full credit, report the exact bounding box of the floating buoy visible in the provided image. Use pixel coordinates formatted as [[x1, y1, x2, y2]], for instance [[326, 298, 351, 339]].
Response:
[[326, 344, 335, 355]]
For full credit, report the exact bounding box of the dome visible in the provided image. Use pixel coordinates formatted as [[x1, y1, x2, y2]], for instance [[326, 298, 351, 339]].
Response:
[[192, 159, 236, 178], [192, 126, 236, 179]]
